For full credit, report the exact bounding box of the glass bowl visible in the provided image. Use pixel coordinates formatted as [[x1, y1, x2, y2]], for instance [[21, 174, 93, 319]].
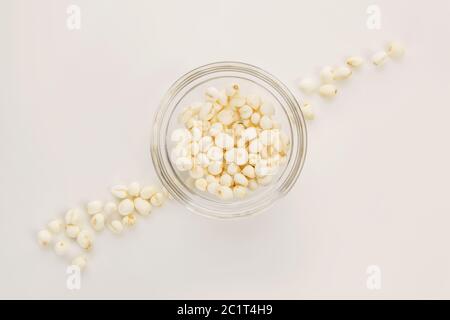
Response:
[[151, 61, 307, 219]]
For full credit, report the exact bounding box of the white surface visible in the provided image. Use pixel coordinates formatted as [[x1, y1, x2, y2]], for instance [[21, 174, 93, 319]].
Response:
[[1, 0, 450, 299]]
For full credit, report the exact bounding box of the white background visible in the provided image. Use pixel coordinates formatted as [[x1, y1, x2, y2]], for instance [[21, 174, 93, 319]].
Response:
[[1, 0, 450, 299]]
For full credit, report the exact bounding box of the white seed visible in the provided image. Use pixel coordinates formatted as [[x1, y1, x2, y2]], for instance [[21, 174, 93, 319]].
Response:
[[257, 175, 273, 185], [248, 153, 260, 166], [189, 142, 200, 156], [246, 94, 261, 110], [65, 208, 81, 225], [239, 105, 253, 119], [233, 186, 247, 199], [199, 136, 213, 152], [236, 137, 246, 148], [207, 182, 220, 195], [255, 161, 270, 177], [259, 116, 273, 130], [248, 179, 259, 191], [65, 224, 81, 238], [219, 173, 233, 187], [301, 103, 315, 121], [215, 133, 234, 150], [242, 127, 257, 141], [260, 130, 279, 146], [226, 163, 240, 175], [188, 102, 202, 115], [346, 56, 364, 68], [191, 127, 202, 142], [229, 97, 246, 108], [234, 173, 249, 187], [217, 186, 233, 200], [134, 197, 152, 216], [268, 154, 282, 167], [122, 214, 137, 227], [194, 178, 208, 192], [109, 220, 124, 234], [189, 166, 205, 179], [333, 66, 352, 80], [241, 119, 249, 127], [232, 123, 245, 136], [140, 185, 158, 200], [90, 213, 105, 231], [207, 146, 224, 161], [218, 90, 228, 106], [207, 161, 223, 175], [235, 148, 249, 166], [128, 182, 141, 197], [37, 230, 52, 247], [47, 219, 63, 234], [171, 128, 192, 144], [76, 230, 93, 250], [248, 139, 263, 153], [319, 84, 338, 97], [175, 157, 193, 171], [260, 147, 269, 159], [179, 108, 193, 124], [199, 102, 213, 120], [54, 240, 69, 256], [387, 41, 405, 58], [195, 153, 210, 168], [242, 165, 256, 179], [217, 109, 234, 125], [72, 255, 87, 271], [206, 175, 218, 184], [273, 120, 282, 130], [185, 118, 195, 129], [209, 123, 223, 137], [171, 146, 188, 161], [250, 112, 261, 125], [111, 185, 128, 199], [205, 87, 220, 101], [320, 66, 335, 83], [118, 198, 134, 216], [87, 200, 103, 215], [299, 78, 318, 94], [224, 148, 237, 164], [104, 202, 117, 215], [260, 103, 275, 116], [372, 51, 388, 66], [150, 192, 165, 207], [189, 101, 202, 115]]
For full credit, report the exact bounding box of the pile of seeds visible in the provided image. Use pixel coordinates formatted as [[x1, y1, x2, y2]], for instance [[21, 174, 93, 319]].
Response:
[[298, 41, 405, 120], [36, 40, 406, 273], [37, 183, 170, 271], [170, 84, 291, 200]]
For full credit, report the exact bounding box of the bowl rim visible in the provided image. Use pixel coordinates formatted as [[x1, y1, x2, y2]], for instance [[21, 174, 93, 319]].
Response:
[[151, 61, 307, 219]]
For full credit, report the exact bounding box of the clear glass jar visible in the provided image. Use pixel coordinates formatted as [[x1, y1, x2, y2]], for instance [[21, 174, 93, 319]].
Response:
[[151, 62, 307, 219]]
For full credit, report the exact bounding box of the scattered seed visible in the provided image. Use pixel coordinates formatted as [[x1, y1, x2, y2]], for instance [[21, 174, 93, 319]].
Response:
[[54, 240, 69, 256], [37, 230, 52, 247], [319, 84, 338, 97], [372, 51, 388, 66]]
